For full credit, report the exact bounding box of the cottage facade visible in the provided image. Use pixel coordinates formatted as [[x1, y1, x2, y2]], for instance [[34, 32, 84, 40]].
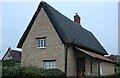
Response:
[[17, 2, 115, 77]]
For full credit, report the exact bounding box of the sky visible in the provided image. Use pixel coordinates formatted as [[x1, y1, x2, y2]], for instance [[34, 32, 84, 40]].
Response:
[[0, 0, 119, 59], [118, 1, 120, 55]]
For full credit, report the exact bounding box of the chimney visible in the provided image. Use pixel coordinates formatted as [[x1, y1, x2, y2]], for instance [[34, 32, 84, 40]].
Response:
[[74, 13, 81, 24]]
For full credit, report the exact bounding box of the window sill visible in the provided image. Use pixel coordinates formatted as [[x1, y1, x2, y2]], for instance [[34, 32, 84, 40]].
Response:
[[37, 47, 46, 49]]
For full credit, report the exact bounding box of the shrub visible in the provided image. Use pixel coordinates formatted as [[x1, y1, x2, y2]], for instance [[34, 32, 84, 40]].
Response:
[[2, 65, 66, 78], [116, 67, 120, 73], [2, 65, 21, 77], [20, 66, 47, 77], [2, 59, 17, 67], [46, 69, 66, 78]]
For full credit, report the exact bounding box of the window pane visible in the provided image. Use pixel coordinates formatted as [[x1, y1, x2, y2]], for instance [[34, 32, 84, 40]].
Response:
[[53, 62, 56, 68], [38, 39, 41, 47], [43, 62, 46, 69], [46, 65, 49, 69], [41, 40, 43, 47], [52, 62, 54, 68], [44, 39, 46, 47], [50, 62, 53, 69]]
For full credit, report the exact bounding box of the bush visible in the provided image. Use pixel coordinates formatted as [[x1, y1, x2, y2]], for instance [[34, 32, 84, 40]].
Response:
[[2, 59, 17, 67], [2, 66, 66, 78], [115, 67, 120, 73], [2, 65, 21, 77], [21, 66, 47, 77], [46, 69, 66, 77]]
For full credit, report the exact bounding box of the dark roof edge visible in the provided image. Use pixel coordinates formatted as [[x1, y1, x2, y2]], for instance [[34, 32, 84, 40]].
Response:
[[89, 32, 108, 55], [17, 2, 44, 48], [2, 47, 11, 60], [73, 43, 107, 55]]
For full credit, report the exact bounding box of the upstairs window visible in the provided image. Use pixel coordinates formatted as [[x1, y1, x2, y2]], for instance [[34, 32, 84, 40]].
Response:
[[36, 37, 46, 48]]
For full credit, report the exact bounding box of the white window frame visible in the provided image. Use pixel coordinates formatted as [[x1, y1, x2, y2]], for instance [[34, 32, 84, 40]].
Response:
[[43, 60, 56, 69], [37, 38, 46, 48]]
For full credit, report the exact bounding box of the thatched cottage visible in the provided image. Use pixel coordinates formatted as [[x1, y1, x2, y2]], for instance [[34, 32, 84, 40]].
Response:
[[17, 1, 115, 77]]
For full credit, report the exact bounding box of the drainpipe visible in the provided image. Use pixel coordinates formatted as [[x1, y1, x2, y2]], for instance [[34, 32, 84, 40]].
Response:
[[65, 39, 75, 76], [65, 45, 69, 75], [90, 57, 93, 76], [98, 60, 100, 78]]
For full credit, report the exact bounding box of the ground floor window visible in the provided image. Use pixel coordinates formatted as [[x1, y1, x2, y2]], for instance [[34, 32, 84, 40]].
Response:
[[100, 64, 103, 75], [43, 60, 56, 69]]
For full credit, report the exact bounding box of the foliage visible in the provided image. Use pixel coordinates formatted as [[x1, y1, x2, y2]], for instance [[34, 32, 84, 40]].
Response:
[[2, 59, 18, 67], [2, 65, 21, 77], [115, 66, 120, 73], [2, 60, 65, 77], [21, 66, 47, 77], [46, 69, 66, 77], [2, 60, 66, 78]]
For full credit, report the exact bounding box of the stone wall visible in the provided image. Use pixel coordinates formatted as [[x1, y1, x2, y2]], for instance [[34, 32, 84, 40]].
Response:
[[21, 8, 65, 72], [100, 61, 115, 76], [67, 46, 77, 76]]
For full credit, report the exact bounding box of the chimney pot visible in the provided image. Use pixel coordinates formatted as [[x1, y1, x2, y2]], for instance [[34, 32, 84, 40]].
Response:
[[74, 13, 80, 24]]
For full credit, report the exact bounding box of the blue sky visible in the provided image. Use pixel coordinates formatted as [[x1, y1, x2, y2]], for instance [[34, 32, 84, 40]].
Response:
[[0, 1, 119, 59]]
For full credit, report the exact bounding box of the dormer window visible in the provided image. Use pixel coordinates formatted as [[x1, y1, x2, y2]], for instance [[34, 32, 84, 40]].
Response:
[[36, 37, 46, 48]]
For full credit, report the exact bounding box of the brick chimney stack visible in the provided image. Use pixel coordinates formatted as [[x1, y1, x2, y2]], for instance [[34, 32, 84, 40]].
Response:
[[74, 13, 80, 24]]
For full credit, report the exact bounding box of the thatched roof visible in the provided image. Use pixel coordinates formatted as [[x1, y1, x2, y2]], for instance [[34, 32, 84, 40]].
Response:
[[17, 1, 108, 55]]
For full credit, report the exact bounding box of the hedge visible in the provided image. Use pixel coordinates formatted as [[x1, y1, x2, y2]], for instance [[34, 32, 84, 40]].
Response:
[[2, 65, 66, 78]]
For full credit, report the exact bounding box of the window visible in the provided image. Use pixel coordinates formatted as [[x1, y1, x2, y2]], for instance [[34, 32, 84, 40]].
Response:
[[43, 60, 56, 69], [37, 38, 46, 48], [100, 64, 103, 75]]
